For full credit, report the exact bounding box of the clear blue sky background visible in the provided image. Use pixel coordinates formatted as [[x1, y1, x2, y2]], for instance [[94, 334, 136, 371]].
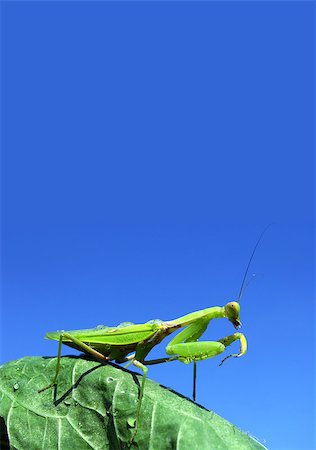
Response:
[[1, 2, 314, 450]]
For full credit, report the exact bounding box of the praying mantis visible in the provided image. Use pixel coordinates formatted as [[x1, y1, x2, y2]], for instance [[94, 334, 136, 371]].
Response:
[[39, 227, 269, 438]]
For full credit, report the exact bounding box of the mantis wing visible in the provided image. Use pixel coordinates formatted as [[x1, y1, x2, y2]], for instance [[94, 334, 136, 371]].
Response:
[[46, 322, 162, 344]]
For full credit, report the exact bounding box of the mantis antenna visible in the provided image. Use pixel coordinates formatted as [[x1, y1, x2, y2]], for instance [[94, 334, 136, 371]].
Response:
[[237, 224, 272, 302], [192, 226, 272, 400]]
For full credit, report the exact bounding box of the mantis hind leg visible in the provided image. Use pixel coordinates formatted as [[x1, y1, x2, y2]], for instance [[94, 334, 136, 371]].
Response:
[[38, 333, 110, 393], [38, 335, 64, 393]]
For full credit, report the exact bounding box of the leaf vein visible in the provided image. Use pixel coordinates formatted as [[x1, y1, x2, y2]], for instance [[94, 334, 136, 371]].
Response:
[[148, 402, 157, 450], [66, 415, 97, 450], [58, 418, 61, 450]]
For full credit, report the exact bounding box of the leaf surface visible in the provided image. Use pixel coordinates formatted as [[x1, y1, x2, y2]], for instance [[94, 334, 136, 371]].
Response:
[[0, 357, 267, 450]]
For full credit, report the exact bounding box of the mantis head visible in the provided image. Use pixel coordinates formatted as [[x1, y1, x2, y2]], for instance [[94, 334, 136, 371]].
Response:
[[224, 302, 241, 329]]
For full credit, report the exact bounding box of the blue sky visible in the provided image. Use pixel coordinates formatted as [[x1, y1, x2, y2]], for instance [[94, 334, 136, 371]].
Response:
[[1, 2, 314, 450]]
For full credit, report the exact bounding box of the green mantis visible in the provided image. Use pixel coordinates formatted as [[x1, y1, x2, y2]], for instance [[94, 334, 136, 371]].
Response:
[[39, 228, 269, 438]]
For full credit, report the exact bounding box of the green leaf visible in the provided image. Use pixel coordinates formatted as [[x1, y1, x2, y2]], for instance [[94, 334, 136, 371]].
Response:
[[0, 357, 266, 450]]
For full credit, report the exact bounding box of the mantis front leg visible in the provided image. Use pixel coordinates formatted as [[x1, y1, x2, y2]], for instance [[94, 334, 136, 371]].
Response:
[[165, 319, 247, 400], [218, 332, 247, 366]]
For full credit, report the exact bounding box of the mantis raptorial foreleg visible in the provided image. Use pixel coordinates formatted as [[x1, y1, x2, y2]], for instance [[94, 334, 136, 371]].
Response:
[[163, 319, 247, 399], [165, 330, 247, 365], [218, 332, 247, 365]]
